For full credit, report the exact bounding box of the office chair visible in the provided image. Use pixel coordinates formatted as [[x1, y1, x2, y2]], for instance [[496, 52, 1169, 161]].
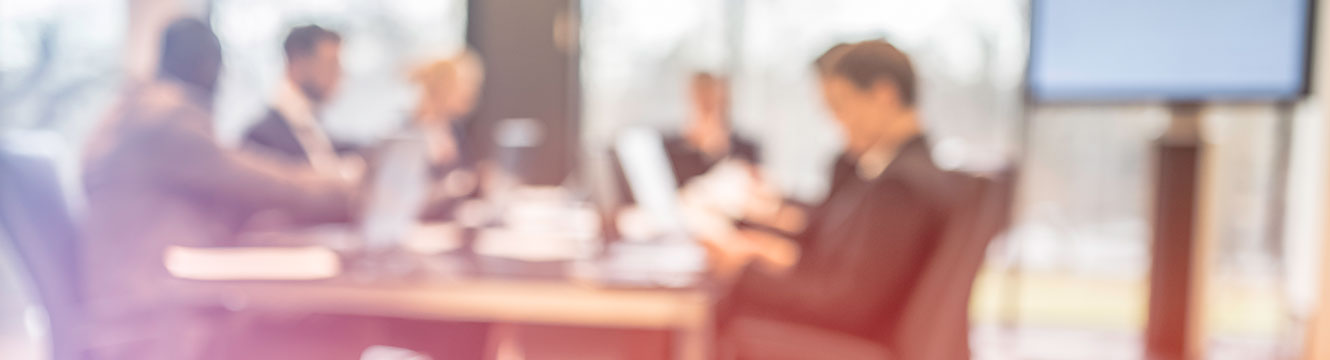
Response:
[[0, 133, 88, 360], [723, 170, 1016, 360]]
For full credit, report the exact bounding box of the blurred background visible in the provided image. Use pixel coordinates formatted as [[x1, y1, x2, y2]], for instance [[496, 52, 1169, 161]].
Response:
[[3, 0, 1330, 359]]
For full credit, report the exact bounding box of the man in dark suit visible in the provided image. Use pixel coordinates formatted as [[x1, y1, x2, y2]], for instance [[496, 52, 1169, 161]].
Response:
[[81, 18, 359, 359], [241, 25, 356, 175], [708, 40, 966, 356], [663, 73, 761, 186], [613, 73, 761, 207]]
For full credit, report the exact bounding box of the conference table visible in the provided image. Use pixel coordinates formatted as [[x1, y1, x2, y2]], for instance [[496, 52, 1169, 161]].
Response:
[[162, 231, 717, 360]]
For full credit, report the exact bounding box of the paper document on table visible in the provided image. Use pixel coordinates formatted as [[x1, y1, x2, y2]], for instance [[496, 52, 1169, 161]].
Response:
[[164, 246, 340, 281], [474, 228, 595, 262], [680, 158, 755, 218], [402, 222, 463, 255]]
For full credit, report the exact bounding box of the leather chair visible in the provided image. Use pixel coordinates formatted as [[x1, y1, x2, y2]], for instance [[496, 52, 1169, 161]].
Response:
[[0, 134, 88, 360], [723, 170, 1016, 360], [0, 133, 215, 360]]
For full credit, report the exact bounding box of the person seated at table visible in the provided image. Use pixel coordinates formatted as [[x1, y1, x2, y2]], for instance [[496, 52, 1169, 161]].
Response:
[[241, 25, 361, 178], [609, 72, 769, 238], [613, 72, 761, 203], [407, 50, 487, 220], [670, 72, 761, 185], [81, 18, 360, 359], [705, 39, 966, 358]]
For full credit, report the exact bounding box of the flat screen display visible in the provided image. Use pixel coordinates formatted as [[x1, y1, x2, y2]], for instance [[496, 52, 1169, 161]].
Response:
[[1028, 0, 1313, 102]]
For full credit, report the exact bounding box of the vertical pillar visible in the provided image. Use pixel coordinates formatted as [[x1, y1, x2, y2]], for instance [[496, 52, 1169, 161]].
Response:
[[1146, 103, 1207, 360]]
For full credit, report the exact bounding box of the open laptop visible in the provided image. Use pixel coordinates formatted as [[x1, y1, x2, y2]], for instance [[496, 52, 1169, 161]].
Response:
[[360, 134, 432, 251], [614, 128, 688, 238]]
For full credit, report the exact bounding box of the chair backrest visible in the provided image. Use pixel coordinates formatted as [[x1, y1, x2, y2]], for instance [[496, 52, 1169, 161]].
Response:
[[890, 170, 1016, 360], [0, 135, 86, 360]]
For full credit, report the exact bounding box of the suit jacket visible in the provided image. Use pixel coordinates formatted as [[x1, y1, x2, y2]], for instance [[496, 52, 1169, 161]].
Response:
[[725, 136, 965, 341], [81, 80, 355, 323], [789, 152, 858, 247], [241, 108, 360, 167]]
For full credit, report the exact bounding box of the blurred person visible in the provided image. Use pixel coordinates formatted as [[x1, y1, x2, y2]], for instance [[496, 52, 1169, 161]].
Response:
[[409, 50, 487, 220], [675, 72, 760, 181], [614, 72, 760, 199], [81, 18, 358, 359], [242, 25, 359, 177], [706, 40, 967, 357], [611, 72, 763, 226], [333, 53, 499, 360], [668, 72, 761, 184]]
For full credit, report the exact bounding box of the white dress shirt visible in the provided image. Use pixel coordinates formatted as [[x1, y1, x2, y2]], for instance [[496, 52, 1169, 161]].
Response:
[[272, 79, 340, 175]]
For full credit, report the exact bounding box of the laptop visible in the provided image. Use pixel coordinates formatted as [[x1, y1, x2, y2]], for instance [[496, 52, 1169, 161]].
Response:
[[360, 134, 432, 251], [614, 128, 688, 237]]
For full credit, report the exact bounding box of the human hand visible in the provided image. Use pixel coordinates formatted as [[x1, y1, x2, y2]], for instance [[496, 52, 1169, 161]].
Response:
[[699, 233, 758, 282], [736, 229, 799, 274]]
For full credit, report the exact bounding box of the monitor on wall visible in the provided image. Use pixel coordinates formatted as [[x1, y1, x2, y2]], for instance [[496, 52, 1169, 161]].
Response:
[[1027, 0, 1314, 103]]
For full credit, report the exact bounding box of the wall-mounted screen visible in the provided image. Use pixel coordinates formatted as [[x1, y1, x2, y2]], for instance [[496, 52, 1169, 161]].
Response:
[[1028, 0, 1313, 102]]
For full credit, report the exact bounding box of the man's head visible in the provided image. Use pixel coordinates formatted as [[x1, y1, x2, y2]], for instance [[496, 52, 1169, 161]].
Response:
[[817, 40, 918, 155], [689, 72, 729, 129], [159, 18, 223, 98], [283, 25, 343, 104]]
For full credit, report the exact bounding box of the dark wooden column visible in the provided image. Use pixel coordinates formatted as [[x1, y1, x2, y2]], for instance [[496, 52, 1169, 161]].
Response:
[[467, 0, 581, 186], [1145, 103, 1203, 360]]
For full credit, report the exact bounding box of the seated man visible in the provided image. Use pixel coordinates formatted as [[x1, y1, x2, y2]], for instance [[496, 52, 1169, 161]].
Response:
[[81, 18, 358, 359], [707, 40, 964, 356], [609, 72, 766, 238], [242, 25, 359, 177], [613, 72, 762, 204], [666, 72, 761, 186]]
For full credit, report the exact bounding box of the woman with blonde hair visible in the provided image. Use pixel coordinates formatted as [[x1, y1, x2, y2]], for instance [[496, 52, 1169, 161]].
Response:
[[411, 50, 484, 167], [408, 50, 485, 219]]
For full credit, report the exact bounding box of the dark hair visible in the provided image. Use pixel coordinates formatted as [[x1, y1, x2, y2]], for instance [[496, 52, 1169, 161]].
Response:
[[827, 40, 916, 107], [159, 18, 223, 95], [283, 25, 341, 62], [814, 42, 854, 75]]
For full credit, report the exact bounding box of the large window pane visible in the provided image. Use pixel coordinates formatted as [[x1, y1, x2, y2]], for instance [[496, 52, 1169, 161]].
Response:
[[210, 0, 468, 146]]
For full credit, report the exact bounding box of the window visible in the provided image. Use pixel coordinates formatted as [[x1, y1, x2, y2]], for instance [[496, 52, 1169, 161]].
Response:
[[210, 0, 468, 145]]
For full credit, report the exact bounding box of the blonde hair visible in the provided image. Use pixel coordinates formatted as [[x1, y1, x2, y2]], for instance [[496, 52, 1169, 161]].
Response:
[[411, 49, 483, 120]]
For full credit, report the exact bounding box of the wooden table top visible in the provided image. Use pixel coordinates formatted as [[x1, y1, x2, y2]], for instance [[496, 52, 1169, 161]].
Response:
[[168, 276, 712, 330]]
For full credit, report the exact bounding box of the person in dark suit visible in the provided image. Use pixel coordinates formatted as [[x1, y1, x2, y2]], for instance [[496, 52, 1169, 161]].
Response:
[[241, 25, 357, 176], [664, 72, 761, 186], [81, 18, 359, 359], [613, 72, 761, 206], [707, 40, 965, 355]]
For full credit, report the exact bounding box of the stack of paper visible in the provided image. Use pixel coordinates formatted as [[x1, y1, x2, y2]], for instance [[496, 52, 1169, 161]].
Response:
[[164, 246, 341, 281]]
